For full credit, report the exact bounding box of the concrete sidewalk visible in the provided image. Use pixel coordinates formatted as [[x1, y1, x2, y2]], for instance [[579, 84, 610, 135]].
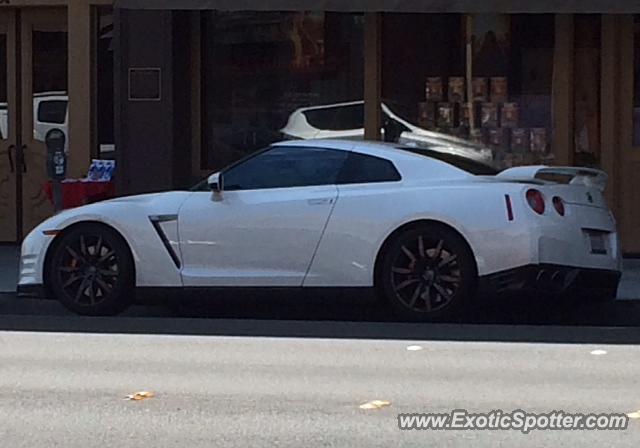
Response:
[[1, 245, 639, 299]]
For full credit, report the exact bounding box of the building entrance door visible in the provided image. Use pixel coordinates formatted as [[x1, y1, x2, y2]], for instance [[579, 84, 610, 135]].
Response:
[[0, 8, 67, 242]]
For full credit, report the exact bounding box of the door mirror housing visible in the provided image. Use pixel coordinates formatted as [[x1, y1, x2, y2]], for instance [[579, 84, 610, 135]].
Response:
[[207, 172, 224, 194]]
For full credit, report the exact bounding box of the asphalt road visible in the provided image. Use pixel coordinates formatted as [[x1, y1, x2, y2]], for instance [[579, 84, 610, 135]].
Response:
[[1, 293, 640, 447], [3, 289, 640, 326], [1, 330, 639, 447]]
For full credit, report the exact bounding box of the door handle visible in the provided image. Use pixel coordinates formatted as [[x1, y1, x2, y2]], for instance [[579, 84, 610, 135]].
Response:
[[2, 144, 14, 173], [20, 144, 27, 173], [307, 198, 334, 205]]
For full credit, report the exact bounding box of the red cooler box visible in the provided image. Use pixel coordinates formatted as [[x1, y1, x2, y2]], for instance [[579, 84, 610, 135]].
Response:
[[43, 180, 115, 209]]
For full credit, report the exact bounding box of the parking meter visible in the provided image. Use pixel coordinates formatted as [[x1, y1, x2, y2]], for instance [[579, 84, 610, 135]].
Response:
[[46, 129, 66, 179], [45, 129, 66, 212]]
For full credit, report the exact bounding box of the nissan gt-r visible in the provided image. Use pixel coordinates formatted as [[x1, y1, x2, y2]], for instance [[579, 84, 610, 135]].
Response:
[[18, 139, 622, 320]]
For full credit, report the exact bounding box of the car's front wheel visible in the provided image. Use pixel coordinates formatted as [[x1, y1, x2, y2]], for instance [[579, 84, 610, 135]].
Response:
[[48, 224, 134, 316], [378, 224, 476, 321]]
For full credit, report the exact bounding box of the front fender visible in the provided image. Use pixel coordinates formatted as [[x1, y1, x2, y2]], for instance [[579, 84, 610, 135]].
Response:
[[19, 192, 191, 289]]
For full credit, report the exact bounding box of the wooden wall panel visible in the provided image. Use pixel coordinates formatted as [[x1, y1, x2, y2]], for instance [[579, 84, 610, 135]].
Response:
[[600, 15, 620, 216], [552, 14, 574, 166], [68, 0, 92, 178], [364, 12, 381, 141], [617, 15, 639, 254]]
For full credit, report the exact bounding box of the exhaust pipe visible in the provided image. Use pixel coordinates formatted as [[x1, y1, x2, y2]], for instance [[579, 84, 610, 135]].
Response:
[[535, 269, 567, 293]]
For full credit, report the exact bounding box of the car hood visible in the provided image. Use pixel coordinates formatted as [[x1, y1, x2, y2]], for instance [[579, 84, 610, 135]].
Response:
[[32, 191, 193, 234], [102, 191, 191, 206]]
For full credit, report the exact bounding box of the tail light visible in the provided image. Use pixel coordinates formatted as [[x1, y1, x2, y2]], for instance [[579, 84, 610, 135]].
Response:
[[526, 189, 545, 215], [552, 196, 565, 216]]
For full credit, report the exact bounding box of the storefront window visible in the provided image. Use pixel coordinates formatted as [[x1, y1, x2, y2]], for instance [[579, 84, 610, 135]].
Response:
[[381, 14, 555, 169], [32, 29, 68, 146], [202, 12, 364, 170]]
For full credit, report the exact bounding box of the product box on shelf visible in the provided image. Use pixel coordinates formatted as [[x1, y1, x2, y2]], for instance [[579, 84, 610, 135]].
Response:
[[437, 102, 455, 128], [510, 128, 530, 153], [501, 102, 519, 128], [480, 102, 499, 128], [459, 102, 475, 128], [448, 77, 465, 103], [472, 77, 488, 102], [426, 77, 444, 102], [530, 128, 547, 153], [418, 101, 437, 128], [490, 77, 508, 103]]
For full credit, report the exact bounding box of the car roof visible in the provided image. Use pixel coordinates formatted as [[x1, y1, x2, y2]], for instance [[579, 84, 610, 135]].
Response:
[[276, 138, 358, 151], [274, 139, 477, 181]]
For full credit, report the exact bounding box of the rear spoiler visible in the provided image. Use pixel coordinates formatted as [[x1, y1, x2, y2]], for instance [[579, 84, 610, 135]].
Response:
[[496, 166, 608, 192]]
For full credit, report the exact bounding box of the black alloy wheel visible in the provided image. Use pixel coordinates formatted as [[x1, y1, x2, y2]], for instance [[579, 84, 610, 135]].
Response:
[[49, 224, 133, 316], [380, 225, 475, 321]]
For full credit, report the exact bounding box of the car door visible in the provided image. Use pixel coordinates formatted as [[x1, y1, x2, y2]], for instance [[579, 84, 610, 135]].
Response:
[[178, 145, 349, 287]]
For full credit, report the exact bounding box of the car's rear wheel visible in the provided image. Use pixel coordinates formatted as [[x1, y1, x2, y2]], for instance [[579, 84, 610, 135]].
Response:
[[378, 225, 476, 321], [48, 224, 134, 316]]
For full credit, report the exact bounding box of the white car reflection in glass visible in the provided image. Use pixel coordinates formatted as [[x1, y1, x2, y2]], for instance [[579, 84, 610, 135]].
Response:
[[280, 100, 494, 164]]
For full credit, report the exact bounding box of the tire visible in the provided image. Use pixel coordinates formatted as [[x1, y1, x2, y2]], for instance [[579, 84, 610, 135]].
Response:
[[378, 224, 476, 321], [47, 224, 134, 316]]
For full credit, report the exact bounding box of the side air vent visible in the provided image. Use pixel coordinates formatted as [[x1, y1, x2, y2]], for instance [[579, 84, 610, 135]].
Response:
[[149, 215, 181, 269]]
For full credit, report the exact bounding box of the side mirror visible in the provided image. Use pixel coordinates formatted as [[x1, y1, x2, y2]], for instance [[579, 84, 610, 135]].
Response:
[[208, 172, 224, 194]]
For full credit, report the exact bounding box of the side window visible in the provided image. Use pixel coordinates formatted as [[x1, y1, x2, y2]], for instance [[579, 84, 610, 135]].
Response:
[[224, 146, 348, 191], [337, 152, 401, 184]]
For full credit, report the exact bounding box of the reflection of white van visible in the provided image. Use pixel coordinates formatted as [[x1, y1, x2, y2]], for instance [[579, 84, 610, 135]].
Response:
[[34, 92, 68, 151], [0, 103, 7, 140], [0, 92, 68, 151]]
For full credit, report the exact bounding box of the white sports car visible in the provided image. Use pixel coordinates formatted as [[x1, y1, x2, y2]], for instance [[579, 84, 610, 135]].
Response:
[[18, 139, 622, 320]]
